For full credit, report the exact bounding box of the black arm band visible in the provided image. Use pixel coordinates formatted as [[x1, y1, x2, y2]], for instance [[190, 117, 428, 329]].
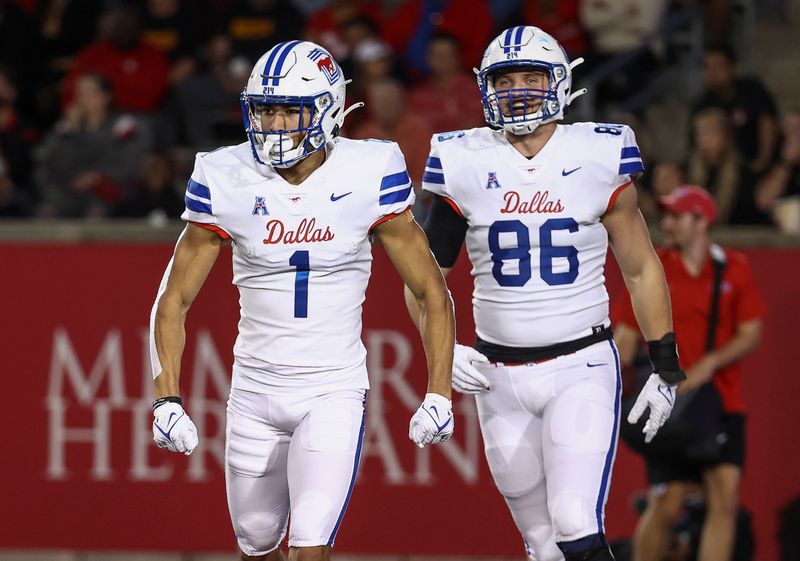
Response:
[[647, 332, 687, 384], [422, 195, 468, 268], [152, 395, 183, 410]]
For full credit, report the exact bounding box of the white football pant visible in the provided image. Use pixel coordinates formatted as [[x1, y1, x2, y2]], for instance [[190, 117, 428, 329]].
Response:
[[225, 387, 367, 556], [475, 340, 621, 561]]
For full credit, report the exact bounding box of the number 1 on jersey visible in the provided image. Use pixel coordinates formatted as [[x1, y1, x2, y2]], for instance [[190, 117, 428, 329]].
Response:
[[289, 250, 310, 318]]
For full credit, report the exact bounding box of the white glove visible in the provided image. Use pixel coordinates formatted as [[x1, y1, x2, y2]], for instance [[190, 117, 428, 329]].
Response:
[[452, 344, 491, 394], [409, 393, 454, 448], [153, 401, 198, 455], [627, 373, 677, 443]]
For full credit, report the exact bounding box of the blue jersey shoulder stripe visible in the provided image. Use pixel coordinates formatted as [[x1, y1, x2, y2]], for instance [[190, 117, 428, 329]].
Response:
[[619, 161, 645, 175], [185, 195, 212, 215], [422, 171, 445, 184], [380, 170, 411, 191], [271, 40, 303, 85], [621, 146, 641, 159], [187, 178, 210, 200], [426, 156, 442, 169], [379, 186, 412, 206]]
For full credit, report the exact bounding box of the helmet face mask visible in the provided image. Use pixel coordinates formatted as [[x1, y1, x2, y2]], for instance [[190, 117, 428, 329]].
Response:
[[242, 92, 335, 168], [241, 41, 352, 169], [477, 26, 585, 135]]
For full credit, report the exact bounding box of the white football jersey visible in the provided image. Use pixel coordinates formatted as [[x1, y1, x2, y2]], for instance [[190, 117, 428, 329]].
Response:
[[181, 138, 414, 393], [422, 124, 643, 347]]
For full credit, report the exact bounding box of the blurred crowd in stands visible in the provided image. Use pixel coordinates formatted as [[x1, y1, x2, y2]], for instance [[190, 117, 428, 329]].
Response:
[[0, 0, 797, 231]]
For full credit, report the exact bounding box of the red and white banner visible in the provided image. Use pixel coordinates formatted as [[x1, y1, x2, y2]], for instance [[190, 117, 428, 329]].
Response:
[[1, 243, 797, 560]]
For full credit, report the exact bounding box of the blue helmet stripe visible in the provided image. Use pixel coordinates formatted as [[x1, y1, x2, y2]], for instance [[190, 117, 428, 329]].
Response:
[[514, 26, 524, 51], [271, 40, 303, 85], [261, 41, 289, 87], [502, 27, 514, 54]]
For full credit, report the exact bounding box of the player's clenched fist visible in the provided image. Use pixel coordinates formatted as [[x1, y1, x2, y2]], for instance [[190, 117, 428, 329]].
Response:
[[409, 393, 454, 448], [152, 397, 198, 455]]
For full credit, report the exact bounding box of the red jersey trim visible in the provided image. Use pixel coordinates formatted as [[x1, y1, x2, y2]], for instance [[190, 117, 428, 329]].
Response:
[[605, 180, 633, 215], [190, 221, 231, 240], [440, 195, 465, 218], [369, 205, 413, 233]]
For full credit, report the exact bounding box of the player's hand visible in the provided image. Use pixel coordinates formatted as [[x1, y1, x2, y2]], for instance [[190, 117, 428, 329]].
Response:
[[452, 344, 491, 394], [409, 393, 454, 448], [153, 401, 198, 455], [627, 373, 676, 443]]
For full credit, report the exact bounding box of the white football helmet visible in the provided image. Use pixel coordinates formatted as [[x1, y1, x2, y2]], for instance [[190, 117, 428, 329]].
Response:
[[241, 40, 361, 168], [476, 26, 586, 135]]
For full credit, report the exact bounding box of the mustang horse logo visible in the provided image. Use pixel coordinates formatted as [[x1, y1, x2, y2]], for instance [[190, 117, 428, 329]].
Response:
[[308, 48, 340, 85]]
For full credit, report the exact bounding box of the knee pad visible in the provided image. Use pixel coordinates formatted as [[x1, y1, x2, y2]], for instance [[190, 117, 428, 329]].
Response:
[[557, 533, 614, 561], [236, 511, 284, 555], [550, 492, 596, 541]]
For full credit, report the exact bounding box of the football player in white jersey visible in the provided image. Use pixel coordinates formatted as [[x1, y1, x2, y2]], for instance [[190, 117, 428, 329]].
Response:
[[406, 26, 686, 561], [149, 41, 456, 561]]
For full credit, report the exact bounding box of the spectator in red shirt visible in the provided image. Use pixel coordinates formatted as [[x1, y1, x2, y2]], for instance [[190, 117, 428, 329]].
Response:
[[407, 32, 484, 134], [62, 4, 170, 114], [613, 186, 764, 561]]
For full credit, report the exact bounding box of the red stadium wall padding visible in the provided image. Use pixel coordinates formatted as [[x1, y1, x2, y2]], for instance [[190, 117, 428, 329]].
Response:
[[1, 243, 797, 560]]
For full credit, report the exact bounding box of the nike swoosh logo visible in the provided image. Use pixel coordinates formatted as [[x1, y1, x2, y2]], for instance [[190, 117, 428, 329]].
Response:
[[330, 192, 352, 202], [657, 385, 675, 406], [429, 405, 439, 420], [587, 362, 607, 368], [155, 412, 184, 440], [562, 167, 581, 176], [425, 408, 451, 432]]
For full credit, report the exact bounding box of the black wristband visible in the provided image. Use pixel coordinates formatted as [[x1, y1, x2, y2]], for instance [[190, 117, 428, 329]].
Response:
[[152, 395, 183, 410], [647, 332, 687, 384]]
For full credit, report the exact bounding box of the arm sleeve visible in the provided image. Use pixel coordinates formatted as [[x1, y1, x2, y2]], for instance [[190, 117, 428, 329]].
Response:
[[423, 195, 468, 268], [375, 142, 416, 219]]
